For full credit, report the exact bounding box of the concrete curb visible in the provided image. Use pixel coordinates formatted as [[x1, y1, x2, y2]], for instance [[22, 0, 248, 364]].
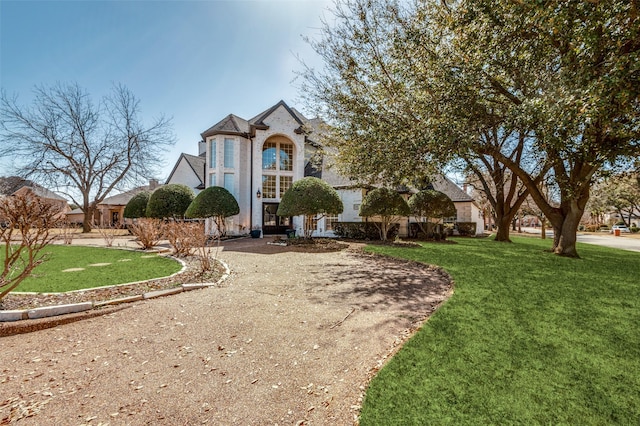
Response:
[[0, 258, 231, 323]]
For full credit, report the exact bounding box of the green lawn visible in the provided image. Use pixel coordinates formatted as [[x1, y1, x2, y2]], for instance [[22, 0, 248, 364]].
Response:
[[4, 245, 181, 293], [360, 237, 640, 425]]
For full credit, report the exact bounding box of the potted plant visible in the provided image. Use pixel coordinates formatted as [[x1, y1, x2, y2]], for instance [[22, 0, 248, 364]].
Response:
[[250, 226, 261, 238]]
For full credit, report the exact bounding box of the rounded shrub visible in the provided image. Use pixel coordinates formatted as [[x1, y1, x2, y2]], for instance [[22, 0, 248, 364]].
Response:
[[146, 184, 194, 219], [359, 187, 410, 218], [408, 189, 456, 219], [277, 177, 343, 238], [123, 191, 151, 219], [185, 186, 239, 219]]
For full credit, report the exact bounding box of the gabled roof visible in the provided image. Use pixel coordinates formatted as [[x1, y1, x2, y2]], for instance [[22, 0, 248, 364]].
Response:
[[431, 175, 475, 202], [249, 100, 305, 129], [100, 187, 147, 206], [0, 176, 67, 201], [201, 114, 250, 139], [100, 181, 161, 206], [165, 153, 206, 189], [201, 100, 312, 140]]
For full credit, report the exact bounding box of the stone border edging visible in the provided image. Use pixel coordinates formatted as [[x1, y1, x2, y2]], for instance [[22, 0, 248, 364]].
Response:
[[0, 258, 231, 324]]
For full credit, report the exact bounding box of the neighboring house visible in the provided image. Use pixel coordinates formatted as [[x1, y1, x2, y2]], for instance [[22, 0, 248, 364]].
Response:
[[0, 176, 70, 220], [604, 209, 640, 228], [66, 179, 162, 227], [165, 151, 206, 194], [167, 100, 484, 236]]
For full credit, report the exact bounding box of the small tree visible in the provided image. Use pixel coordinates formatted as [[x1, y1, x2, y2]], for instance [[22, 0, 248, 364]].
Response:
[[359, 187, 410, 241], [146, 184, 194, 219], [124, 191, 151, 219], [277, 177, 343, 238], [408, 190, 456, 239], [185, 186, 240, 238], [0, 193, 61, 300]]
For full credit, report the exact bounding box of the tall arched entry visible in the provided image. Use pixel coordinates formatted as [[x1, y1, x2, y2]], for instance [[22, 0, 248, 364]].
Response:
[[260, 136, 294, 234]]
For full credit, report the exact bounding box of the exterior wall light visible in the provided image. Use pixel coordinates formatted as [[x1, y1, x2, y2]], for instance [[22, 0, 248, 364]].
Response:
[[256, 189, 262, 198]]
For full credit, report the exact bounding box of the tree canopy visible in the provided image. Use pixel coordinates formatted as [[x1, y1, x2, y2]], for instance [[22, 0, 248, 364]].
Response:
[[185, 186, 239, 237], [123, 191, 151, 219], [359, 187, 410, 241], [277, 177, 343, 237], [0, 82, 175, 232], [185, 186, 239, 219], [302, 0, 640, 256], [408, 190, 456, 220], [146, 184, 194, 219]]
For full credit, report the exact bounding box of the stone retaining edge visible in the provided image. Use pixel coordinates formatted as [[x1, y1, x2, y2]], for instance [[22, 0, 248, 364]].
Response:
[[0, 258, 230, 323]]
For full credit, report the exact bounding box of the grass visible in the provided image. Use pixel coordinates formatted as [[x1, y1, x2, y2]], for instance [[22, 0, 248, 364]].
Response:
[[3, 245, 181, 293], [360, 237, 640, 425]]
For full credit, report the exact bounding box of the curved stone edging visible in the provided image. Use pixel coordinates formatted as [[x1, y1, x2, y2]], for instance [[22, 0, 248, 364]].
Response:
[[0, 258, 230, 323]]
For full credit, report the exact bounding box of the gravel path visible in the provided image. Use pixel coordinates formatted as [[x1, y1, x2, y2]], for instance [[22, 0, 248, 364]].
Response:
[[0, 238, 452, 425]]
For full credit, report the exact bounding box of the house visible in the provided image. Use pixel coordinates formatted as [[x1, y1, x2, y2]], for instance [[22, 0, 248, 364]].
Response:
[[0, 176, 70, 219], [168, 100, 484, 236], [66, 179, 162, 227]]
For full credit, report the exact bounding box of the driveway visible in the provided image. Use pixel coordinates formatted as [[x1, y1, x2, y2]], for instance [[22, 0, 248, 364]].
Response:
[[0, 238, 452, 425]]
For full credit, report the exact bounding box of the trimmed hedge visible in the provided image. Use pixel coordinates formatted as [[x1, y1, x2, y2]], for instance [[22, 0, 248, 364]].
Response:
[[146, 184, 194, 219], [333, 222, 399, 240], [457, 222, 477, 236], [123, 191, 151, 219], [185, 186, 239, 219]]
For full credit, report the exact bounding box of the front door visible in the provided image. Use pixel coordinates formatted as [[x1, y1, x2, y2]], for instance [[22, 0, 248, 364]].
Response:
[[262, 203, 291, 235]]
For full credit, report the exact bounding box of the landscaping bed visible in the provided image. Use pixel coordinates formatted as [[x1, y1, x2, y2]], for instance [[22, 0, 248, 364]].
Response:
[[0, 255, 224, 311]]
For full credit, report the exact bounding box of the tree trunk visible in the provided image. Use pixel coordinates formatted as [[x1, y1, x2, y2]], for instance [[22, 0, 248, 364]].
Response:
[[82, 204, 95, 233], [550, 205, 584, 257], [494, 215, 513, 242]]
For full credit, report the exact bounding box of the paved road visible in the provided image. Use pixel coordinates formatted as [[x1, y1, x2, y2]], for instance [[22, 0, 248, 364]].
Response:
[[521, 227, 640, 253]]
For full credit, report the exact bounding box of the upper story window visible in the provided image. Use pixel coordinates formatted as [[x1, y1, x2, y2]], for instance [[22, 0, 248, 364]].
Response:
[[262, 140, 293, 171], [262, 142, 277, 170], [209, 139, 217, 168], [280, 143, 293, 171], [224, 138, 234, 169]]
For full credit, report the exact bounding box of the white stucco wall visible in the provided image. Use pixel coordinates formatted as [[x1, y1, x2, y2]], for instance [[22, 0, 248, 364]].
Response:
[[166, 158, 203, 194], [454, 201, 484, 235], [251, 105, 307, 233]]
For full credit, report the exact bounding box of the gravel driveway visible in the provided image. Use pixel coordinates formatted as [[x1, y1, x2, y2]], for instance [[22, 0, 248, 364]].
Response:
[[1, 238, 452, 425]]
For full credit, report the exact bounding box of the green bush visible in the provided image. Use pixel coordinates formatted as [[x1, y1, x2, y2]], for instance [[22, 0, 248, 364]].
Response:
[[277, 177, 343, 238], [409, 222, 446, 240], [123, 191, 151, 218], [631, 227, 639, 233], [185, 186, 239, 219], [334, 222, 399, 240], [408, 189, 456, 219], [146, 184, 194, 219], [457, 222, 477, 236], [185, 186, 239, 237], [360, 187, 410, 241]]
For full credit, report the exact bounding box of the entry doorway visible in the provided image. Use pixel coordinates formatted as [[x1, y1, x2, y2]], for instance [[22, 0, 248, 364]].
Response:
[[262, 203, 292, 235]]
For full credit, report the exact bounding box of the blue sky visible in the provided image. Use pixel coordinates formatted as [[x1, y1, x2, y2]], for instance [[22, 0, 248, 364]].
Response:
[[0, 0, 332, 182]]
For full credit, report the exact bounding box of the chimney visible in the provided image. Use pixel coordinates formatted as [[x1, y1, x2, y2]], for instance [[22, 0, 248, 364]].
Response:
[[198, 140, 207, 156], [149, 179, 159, 190]]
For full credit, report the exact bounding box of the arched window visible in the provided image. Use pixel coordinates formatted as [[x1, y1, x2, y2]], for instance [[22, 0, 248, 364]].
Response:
[[261, 139, 294, 199]]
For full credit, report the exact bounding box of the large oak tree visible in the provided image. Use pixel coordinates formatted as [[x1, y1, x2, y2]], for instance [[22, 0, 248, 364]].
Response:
[[301, 0, 639, 256], [0, 82, 175, 232]]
